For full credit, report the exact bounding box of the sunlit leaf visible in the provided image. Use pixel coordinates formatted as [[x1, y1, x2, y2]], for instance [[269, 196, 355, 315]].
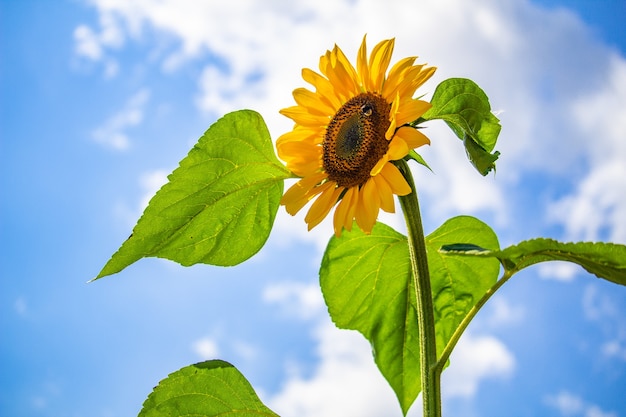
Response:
[[441, 239, 626, 286], [96, 110, 291, 280], [319, 222, 417, 415], [426, 216, 501, 356], [319, 216, 500, 415], [139, 360, 279, 417], [422, 78, 501, 175]]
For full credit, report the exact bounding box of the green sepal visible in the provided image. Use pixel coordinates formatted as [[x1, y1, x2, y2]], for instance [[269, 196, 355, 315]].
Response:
[[406, 150, 433, 172]]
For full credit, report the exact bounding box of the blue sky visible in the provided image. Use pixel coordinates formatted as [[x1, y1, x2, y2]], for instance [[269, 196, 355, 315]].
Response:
[[1, 0, 625, 416]]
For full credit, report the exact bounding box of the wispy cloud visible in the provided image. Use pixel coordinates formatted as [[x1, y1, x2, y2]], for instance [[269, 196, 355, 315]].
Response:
[[547, 56, 626, 244], [582, 284, 626, 362], [538, 261, 580, 282], [545, 390, 618, 417], [483, 295, 525, 328], [192, 336, 220, 360], [73, 12, 124, 77], [261, 280, 515, 415], [267, 319, 417, 417], [75, 0, 626, 414], [91, 88, 150, 151], [262, 281, 325, 321], [76, 0, 626, 248], [442, 333, 515, 398]]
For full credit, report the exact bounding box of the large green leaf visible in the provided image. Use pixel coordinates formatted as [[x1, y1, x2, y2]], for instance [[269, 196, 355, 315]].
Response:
[[421, 78, 501, 175], [319, 216, 500, 415], [139, 360, 279, 417], [426, 216, 501, 357], [96, 110, 291, 279], [319, 222, 417, 415], [441, 239, 626, 286]]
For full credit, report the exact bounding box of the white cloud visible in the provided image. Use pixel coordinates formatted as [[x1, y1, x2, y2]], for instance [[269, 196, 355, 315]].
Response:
[[441, 333, 515, 398], [582, 284, 626, 362], [260, 274, 516, 414], [267, 320, 415, 417], [91, 88, 150, 150], [262, 281, 325, 320], [546, 391, 585, 416], [76, 1, 626, 412], [582, 284, 618, 321], [545, 391, 617, 417], [74, 24, 103, 60], [484, 295, 525, 328], [231, 340, 259, 362], [138, 169, 169, 212], [538, 261, 580, 282], [78, 0, 626, 247], [548, 55, 626, 244], [113, 168, 169, 229], [74, 11, 124, 77], [192, 336, 220, 360], [265, 316, 515, 417]]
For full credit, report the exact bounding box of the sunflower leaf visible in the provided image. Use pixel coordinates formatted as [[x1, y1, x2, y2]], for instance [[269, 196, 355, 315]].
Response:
[[426, 216, 501, 359], [319, 216, 500, 415], [441, 239, 626, 286], [95, 110, 291, 280], [139, 360, 279, 417], [319, 222, 418, 415], [463, 134, 501, 176], [422, 78, 501, 175]]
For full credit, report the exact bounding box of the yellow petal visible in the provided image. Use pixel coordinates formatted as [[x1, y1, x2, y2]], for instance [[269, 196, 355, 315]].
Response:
[[333, 186, 357, 236], [305, 182, 342, 230], [396, 99, 432, 126], [276, 128, 320, 150], [370, 154, 389, 176], [385, 93, 401, 139], [301, 68, 342, 111], [281, 172, 327, 214], [394, 126, 431, 149], [373, 174, 395, 213], [382, 57, 417, 99], [411, 65, 437, 90], [355, 179, 380, 233], [332, 44, 360, 96], [368, 38, 395, 92], [292, 88, 335, 116], [386, 137, 410, 161], [357, 35, 369, 90], [380, 163, 411, 196], [279, 106, 328, 127], [391, 64, 425, 97]]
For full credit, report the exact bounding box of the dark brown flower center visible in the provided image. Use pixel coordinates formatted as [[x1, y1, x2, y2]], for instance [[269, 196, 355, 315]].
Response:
[[323, 92, 391, 188]]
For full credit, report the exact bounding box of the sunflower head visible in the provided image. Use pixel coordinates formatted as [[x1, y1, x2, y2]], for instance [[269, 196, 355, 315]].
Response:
[[277, 36, 436, 237]]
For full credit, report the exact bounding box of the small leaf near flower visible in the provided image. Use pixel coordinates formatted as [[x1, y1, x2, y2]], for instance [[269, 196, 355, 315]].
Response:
[[422, 78, 501, 175]]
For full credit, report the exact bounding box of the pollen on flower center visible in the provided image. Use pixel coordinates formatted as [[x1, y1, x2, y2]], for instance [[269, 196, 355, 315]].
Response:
[[323, 92, 392, 188]]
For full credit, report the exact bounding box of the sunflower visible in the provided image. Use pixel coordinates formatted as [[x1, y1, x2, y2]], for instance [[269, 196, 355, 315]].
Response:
[[277, 36, 436, 237]]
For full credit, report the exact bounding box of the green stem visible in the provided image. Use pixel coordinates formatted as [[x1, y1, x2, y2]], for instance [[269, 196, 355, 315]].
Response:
[[396, 160, 441, 417]]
